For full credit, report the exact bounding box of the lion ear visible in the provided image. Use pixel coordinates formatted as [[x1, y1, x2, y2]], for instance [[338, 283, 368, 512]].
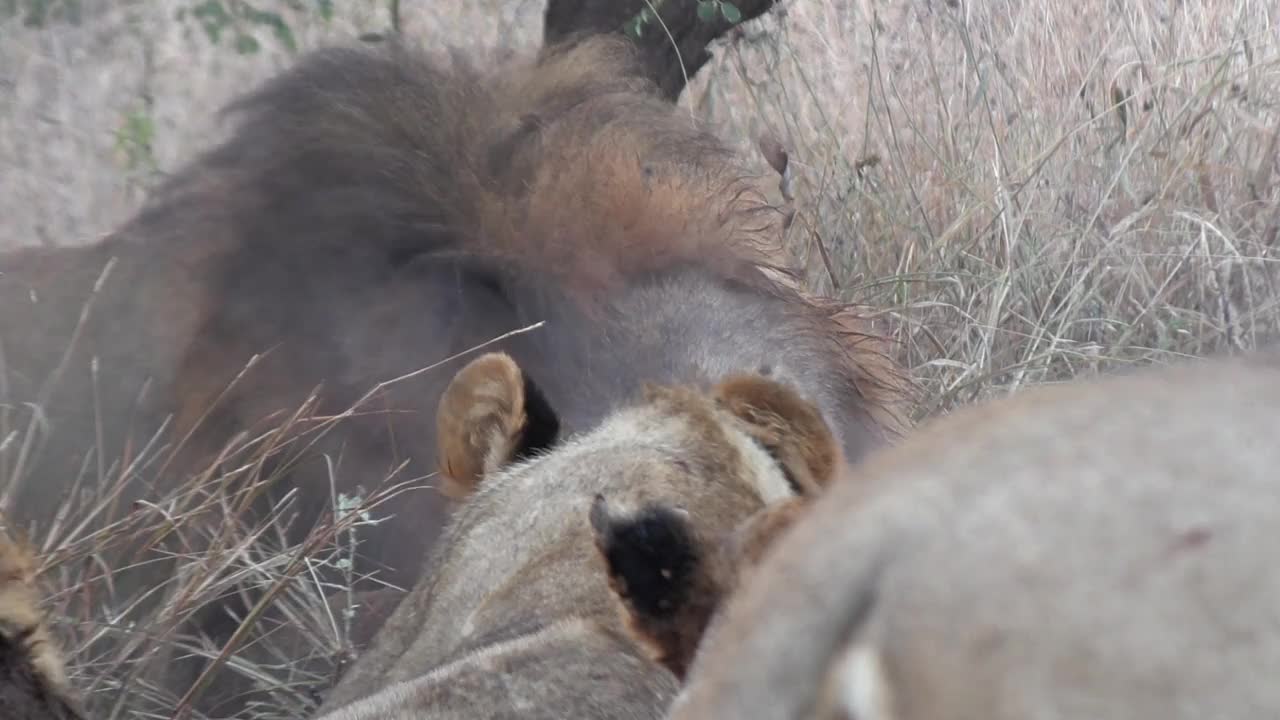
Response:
[[712, 374, 841, 495], [435, 352, 559, 501]]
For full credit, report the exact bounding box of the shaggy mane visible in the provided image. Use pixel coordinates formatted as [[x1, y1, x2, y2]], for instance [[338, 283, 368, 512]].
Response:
[[181, 35, 910, 434]]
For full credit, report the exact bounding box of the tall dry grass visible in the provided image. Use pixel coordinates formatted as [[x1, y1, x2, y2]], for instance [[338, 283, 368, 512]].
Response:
[[7, 361, 428, 719], [687, 0, 1280, 413], [2, 1, 1279, 718]]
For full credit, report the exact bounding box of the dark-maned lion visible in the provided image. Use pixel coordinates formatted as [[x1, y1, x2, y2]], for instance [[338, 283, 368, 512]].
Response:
[[0, 30, 910, 717], [667, 351, 1280, 720], [311, 351, 843, 719], [0, 532, 85, 720]]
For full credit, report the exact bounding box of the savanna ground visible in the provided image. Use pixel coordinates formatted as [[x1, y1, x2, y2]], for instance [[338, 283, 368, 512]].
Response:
[[2, 0, 1278, 717]]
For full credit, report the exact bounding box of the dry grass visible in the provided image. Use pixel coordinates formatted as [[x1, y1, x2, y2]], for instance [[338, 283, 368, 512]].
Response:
[[2, 0, 1279, 717], [686, 0, 1280, 413], [0, 284, 543, 718], [8, 364, 428, 719]]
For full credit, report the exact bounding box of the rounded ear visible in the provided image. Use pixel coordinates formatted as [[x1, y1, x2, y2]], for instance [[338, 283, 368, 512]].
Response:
[[436, 352, 559, 501], [712, 375, 841, 495]]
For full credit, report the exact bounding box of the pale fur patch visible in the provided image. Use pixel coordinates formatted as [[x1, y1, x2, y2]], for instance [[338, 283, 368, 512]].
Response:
[[820, 641, 896, 720], [718, 416, 795, 504]]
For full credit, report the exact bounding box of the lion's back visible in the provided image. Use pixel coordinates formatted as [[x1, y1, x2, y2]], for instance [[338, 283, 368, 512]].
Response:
[[673, 352, 1280, 720]]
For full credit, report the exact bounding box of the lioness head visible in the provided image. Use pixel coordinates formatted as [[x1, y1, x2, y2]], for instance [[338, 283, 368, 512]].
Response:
[[433, 352, 840, 681], [317, 352, 845, 716]]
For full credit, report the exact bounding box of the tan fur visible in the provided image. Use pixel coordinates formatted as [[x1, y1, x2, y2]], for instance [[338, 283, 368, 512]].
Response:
[[714, 374, 842, 494], [670, 351, 1280, 720], [603, 495, 816, 682], [0, 535, 65, 691], [718, 496, 811, 581], [588, 373, 843, 683], [591, 496, 723, 681], [436, 353, 532, 500], [0, 531, 85, 720], [315, 356, 836, 718]]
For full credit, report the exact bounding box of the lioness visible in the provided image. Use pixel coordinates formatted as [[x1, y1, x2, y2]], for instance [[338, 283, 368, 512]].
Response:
[[310, 351, 843, 718], [0, 532, 84, 720], [666, 351, 1280, 720]]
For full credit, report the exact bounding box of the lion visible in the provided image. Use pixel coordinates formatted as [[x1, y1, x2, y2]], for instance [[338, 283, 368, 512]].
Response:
[[1, 19, 911, 717], [309, 351, 843, 719], [0, 532, 85, 720], [665, 351, 1280, 720]]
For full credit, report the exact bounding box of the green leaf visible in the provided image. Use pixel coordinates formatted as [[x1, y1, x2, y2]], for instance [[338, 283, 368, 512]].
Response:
[[191, 0, 231, 44], [720, 1, 742, 23], [234, 33, 261, 54], [316, 0, 333, 20], [696, 0, 717, 22], [114, 108, 157, 173]]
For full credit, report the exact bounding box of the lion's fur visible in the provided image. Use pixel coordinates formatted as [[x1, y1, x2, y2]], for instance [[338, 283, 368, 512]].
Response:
[[0, 533, 84, 720], [592, 494, 814, 681], [1, 34, 909, 713], [313, 354, 841, 718], [668, 351, 1280, 720], [586, 372, 842, 682]]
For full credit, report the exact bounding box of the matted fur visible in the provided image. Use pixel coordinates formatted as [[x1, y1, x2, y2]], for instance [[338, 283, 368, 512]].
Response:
[[0, 532, 84, 720], [1, 35, 909, 714], [668, 351, 1280, 720]]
